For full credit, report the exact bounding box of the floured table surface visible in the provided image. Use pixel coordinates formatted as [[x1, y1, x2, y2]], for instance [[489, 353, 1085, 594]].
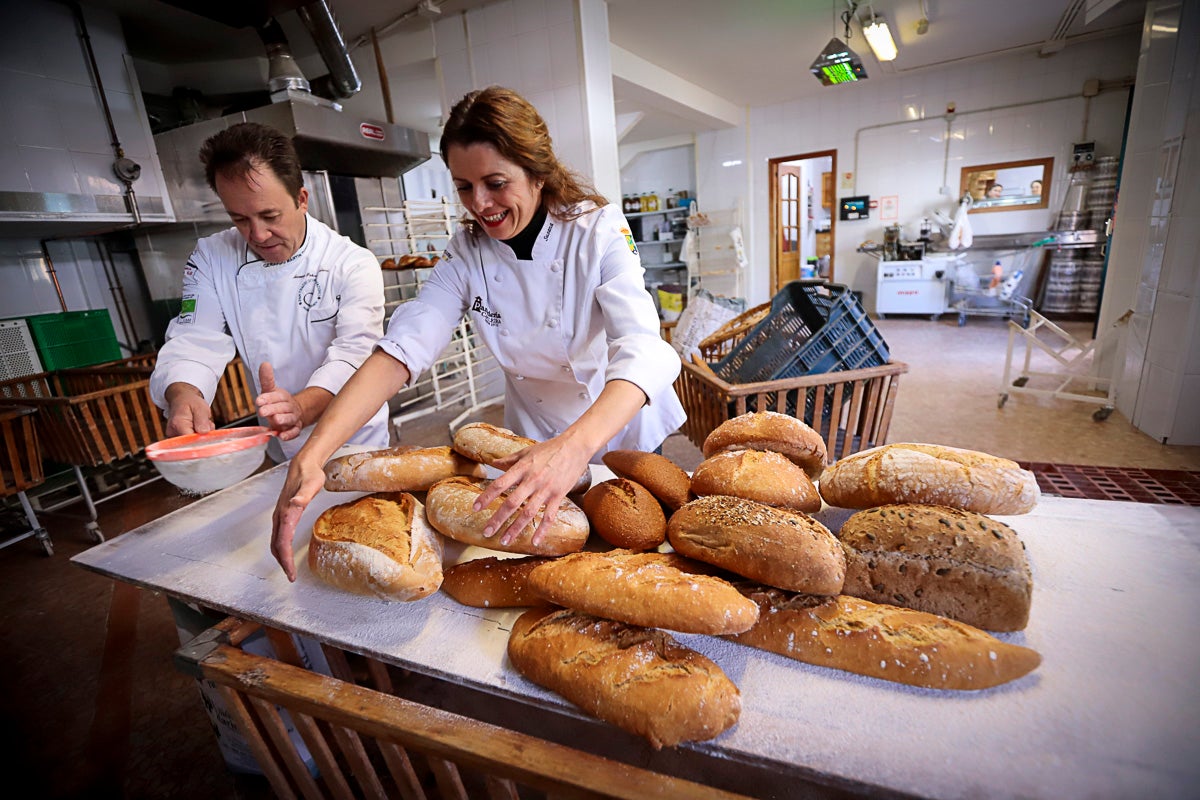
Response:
[[73, 457, 1200, 799]]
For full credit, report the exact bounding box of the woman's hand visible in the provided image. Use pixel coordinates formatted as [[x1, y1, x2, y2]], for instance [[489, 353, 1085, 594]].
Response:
[[271, 453, 327, 581]]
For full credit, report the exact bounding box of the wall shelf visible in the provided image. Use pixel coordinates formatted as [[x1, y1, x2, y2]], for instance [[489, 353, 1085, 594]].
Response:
[[625, 207, 690, 219]]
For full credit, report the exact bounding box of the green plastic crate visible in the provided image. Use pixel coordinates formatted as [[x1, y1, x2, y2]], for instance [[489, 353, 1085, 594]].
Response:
[[24, 310, 121, 371]]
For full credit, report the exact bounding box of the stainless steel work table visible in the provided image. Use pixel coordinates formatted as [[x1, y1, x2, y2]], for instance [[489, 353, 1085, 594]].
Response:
[[73, 459, 1200, 799]]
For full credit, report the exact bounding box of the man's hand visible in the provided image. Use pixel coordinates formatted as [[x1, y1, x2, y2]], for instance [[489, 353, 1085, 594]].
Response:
[[256, 362, 304, 440], [164, 383, 214, 438]]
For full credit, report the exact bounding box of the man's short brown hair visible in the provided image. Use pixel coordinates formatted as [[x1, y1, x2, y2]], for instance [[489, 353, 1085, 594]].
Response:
[[199, 122, 304, 202]]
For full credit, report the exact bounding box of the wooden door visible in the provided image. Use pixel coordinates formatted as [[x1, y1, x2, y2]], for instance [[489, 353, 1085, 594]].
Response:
[[777, 166, 801, 286]]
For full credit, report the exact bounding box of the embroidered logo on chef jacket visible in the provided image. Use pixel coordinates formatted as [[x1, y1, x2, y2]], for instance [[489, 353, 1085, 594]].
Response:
[[471, 295, 502, 326], [542, 221, 554, 241], [297, 274, 324, 310], [620, 227, 638, 256]]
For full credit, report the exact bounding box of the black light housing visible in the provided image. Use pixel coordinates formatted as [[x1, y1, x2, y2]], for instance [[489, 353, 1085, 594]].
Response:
[[809, 37, 868, 86]]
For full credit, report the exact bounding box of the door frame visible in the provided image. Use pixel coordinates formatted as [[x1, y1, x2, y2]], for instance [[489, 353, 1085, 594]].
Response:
[[768, 149, 837, 295]]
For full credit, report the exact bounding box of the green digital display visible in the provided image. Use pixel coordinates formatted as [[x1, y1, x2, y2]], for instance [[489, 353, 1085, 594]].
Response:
[[810, 37, 868, 87], [821, 62, 860, 84]]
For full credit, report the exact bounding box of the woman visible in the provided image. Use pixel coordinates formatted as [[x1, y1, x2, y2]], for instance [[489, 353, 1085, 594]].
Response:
[[270, 86, 686, 580]]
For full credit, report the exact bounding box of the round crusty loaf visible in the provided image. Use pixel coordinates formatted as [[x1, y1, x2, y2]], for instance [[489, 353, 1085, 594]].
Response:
[[453, 422, 592, 495], [690, 450, 821, 512], [818, 443, 1040, 515], [425, 476, 589, 556], [323, 445, 485, 492], [307, 492, 443, 601], [441, 555, 550, 608], [667, 495, 845, 595], [702, 411, 827, 479], [527, 550, 759, 635], [507, 606, 741, 749], [580, 478, 666, 550], [601, 450, 692, 510], [837, 504, 1033, 631]]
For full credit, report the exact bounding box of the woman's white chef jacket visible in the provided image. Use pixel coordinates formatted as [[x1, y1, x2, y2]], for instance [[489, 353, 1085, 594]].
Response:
[[149, 215, 390, 461], [378, 203, 686, 459]]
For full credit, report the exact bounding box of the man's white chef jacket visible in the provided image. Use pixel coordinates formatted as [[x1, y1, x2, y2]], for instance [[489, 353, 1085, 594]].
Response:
[[379, 203, 686, 458], [149, 214, 389, 460]]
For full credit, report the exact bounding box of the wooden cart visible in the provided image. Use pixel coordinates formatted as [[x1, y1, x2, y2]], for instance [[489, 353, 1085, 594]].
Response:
[[0, 406, 53, 555]]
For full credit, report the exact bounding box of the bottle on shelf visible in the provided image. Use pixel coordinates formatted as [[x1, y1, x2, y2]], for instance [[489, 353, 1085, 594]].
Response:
[[665, 188, 676, 209], [639, 192, 649, 212], [647, 191, 659, 213]]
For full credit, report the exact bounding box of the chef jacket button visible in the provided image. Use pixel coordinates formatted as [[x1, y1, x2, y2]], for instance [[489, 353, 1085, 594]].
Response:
[[561, 365, 571, 373], [494, 274, 503, 283], [578, 391, 588, 399], [501, 329, 509, 336], [547, 319, 558, 329], [550, 262, 561, 273]]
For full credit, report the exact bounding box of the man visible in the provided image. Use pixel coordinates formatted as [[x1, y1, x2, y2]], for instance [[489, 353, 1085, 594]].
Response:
[[149, 122, 390, 461]]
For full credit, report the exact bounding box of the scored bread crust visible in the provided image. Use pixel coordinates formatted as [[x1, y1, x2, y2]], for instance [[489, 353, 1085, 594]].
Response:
[[425, 476, 589, 556], [601, 450, 692, 510], [817, 443, 1040, 515], [580, 478, 667, 550], [838, 504, 1033, 631], [323, 445, 485, 492], [667, 495, 846, 595], [526, 550, 759, 635], [441, 555, 550, 608], [507, 607, 741, 749], [725, 586, 1041, 690], [690, 450, 822, 512], [701, 411, 828, 479], [452, 422, 592, 495], [307, 492, 443, 601]]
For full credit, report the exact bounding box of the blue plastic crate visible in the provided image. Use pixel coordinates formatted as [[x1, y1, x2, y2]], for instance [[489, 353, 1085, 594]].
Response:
[[714, 281, 890, 384]]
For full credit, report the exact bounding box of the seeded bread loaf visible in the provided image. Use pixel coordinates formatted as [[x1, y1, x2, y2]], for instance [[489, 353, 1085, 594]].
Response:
[[580, 478, 667, 550], [425, 476, 589, 556], [837, 504, 1033, 631], [323, 445, 485, 492], [701, 411, 827, 479], [726, 586, 1041, 690], [307, 492, 442, 601], [817, 443, 1040, 515], [666, 495, 845, 595], [507, 606, 741, 749], [601, 449, 692, 510], [690, 450, 822, 512], [440, 555, 550, 608], [526, 550, 759, 635]]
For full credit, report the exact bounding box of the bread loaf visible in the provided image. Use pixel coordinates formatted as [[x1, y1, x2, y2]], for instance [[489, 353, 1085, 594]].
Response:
[[580, 478, 666, 550], [817, 443, 1040, 515], [452, 422, 591, 494], [726, 586, 1041, 690], [526, 550, 759, 635], [601, 450, 692, 510], [667, 495, 845, 595], [690, 450, 822, 512], [425, 477, 589, 556], [702, 411, 827, 479], [441, 556, 550, 608], [307, 492, 442, 601], [507, 607, 741, 749], [323, 445, 485, 492], [837, 504, 1033, 631]]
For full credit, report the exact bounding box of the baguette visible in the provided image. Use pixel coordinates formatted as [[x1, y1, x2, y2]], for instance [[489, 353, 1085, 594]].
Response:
[[425, 476, 589, 556], [507, 607, 741, 749], [702, 411, 827, 479], [817, 443, 1040, 515], [690, 450, 822, 512], [838, 504, 1033, 631], [307, 492, 442, 601], [526, 550, 759, 635], [601, 450, 692, 510], [441, 556, 550, 608], [726, 586, 1041, 690], [580, 478, 666, 550], [452, 422, 591, 494], [323, 445, 485, 492], [667, 495, 845, 595]]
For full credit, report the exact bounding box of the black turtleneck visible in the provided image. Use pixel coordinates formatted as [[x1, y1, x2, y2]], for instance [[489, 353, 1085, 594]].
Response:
[[502, 206, 547, 260]]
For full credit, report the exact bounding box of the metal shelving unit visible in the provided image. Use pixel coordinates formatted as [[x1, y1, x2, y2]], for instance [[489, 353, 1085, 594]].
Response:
[[685, 203, 746, 301]]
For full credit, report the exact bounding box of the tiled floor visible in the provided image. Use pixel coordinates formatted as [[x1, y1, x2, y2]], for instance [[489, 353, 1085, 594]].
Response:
[[2, 313, 1199, 798]]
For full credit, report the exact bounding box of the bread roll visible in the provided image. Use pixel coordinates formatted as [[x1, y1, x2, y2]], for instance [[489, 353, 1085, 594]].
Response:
[[323, 445, 485, 492], [726, 586, 1041, 690], [307, 493, 442, 601], [601, 450, 692, 510], [667, 495, 845, 595], [702, 411, 827, 479], [507, 607, 741, 749], [690, 450, 821, 512], [526, 550, 759, 635], [838, 504, 1033, 631], [452, 422, 591, 494], [580, 479, 666, 550], [425, 477, 589, 556], [817, 443, 1040, 515], [441, 556, 550, 608]]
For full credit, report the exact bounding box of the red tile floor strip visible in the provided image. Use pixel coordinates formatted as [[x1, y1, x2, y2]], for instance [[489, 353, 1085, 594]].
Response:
[[1018, 463, 1200, 506]]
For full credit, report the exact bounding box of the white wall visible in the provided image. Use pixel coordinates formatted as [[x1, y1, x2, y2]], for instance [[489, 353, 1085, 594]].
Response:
[[620, 144, 695, 202]]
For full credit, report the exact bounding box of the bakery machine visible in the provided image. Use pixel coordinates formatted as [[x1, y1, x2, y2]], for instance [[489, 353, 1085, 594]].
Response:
[[875, 260, 948, 319]]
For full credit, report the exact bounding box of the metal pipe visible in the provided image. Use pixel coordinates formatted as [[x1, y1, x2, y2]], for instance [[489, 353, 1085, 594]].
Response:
[[297, 1, 361, 99], [371, 27, 394, 124], [96, 242, 138, 353], [39, 240, 68, 312]]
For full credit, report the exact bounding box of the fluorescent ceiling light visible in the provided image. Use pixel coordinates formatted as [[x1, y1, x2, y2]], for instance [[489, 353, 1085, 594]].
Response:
[[862, 17, 898, 62]]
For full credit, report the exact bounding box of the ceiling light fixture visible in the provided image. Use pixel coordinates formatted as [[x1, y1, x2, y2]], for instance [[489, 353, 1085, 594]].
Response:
[[862, 14, 899, 61]]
